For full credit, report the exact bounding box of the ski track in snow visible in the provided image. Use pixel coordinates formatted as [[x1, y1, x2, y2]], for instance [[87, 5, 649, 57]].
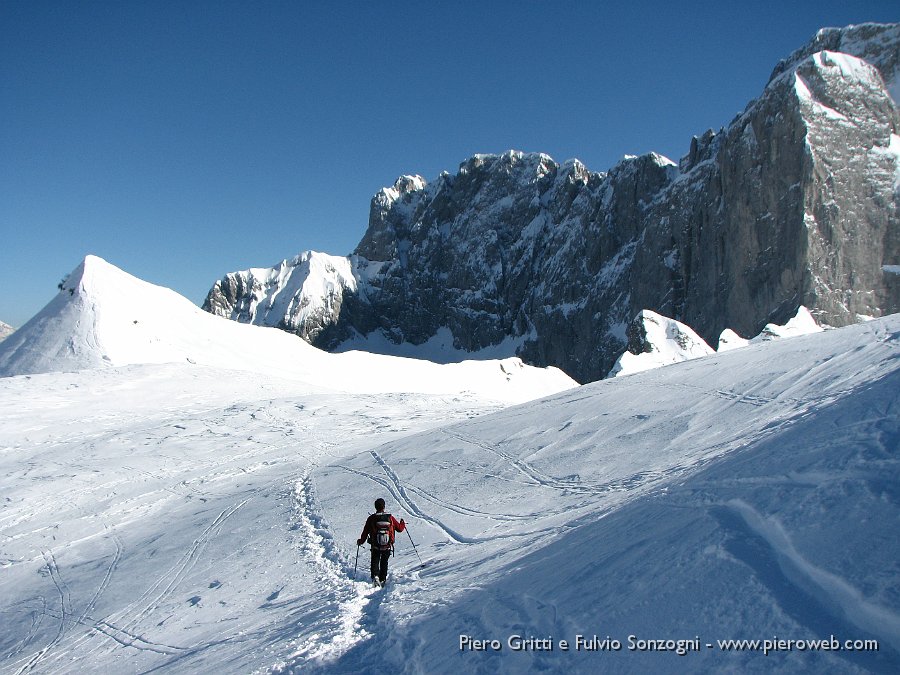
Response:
[[335, 462, 532, 523], [12, 551, 73, 675], [440, 428, 586, 493], [724, 499, 900, 654], [441, 427, 671, 496], [2, 387, 340, 674], [85, 497, 254, 659], [370, 450, 479, 545]]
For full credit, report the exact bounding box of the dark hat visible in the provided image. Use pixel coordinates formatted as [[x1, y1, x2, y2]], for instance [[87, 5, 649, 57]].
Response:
[[374, 498, 386, 511]]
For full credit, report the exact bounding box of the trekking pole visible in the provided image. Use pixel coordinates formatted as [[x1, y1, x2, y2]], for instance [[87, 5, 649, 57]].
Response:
[[405, 528, 424, 566], [354, 544, 360, 580]]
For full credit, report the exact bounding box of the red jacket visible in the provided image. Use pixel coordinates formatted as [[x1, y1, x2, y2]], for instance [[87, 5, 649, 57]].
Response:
[[358, 512, 405, 547]]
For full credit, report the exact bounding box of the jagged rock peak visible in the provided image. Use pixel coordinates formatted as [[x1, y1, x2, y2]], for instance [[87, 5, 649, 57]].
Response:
[[617, 151, 677, 169], [681, 128, 720, 171], [203, 250, 364, 347], [608, 152, 679, 186], [378, 174, 428, 203], [460, 150, 556, 176], [769, 22, 900, 94]]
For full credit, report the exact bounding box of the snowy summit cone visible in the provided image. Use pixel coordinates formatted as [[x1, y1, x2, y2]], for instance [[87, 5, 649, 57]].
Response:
[[0, 254, 277, 376], [608, 310, 715, 377], [0, 255, 129, 374]]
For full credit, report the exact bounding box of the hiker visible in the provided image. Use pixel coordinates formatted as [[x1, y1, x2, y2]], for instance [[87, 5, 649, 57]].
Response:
[[357, 498, 405, 586]]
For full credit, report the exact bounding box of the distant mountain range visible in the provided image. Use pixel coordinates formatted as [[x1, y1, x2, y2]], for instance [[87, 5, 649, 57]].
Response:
[[204, 23, 900, 383]]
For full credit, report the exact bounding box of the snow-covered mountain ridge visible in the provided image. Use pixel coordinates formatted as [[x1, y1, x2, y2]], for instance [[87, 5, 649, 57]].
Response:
[[0, 255, 576, 403], [0, 320, 14, 343], [205, 22, 900, 383], [609, 306, 825, 376]]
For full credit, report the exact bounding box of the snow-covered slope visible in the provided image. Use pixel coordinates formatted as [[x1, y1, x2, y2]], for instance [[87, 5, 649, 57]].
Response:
[[771, 22, 900, 103], [720, 305, 823, 351], [751, 305, 824, 342], [717, 328, 750, 352], [612, 306, 824, 372], [299, 315, 900, 673], [0, 255, 576, 403], [3, 312, 896, 674]]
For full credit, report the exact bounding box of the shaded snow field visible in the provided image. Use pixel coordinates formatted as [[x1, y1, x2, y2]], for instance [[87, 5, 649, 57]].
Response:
[[301, 316, 900, 674], [2, 313, 898, 673]]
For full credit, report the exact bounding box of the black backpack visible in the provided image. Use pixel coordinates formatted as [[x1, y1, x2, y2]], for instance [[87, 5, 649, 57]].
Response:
[[371, 513, 394, 551]]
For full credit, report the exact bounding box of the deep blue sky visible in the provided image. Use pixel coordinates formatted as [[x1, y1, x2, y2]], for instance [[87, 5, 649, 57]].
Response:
[[2, 1, 897, 328]]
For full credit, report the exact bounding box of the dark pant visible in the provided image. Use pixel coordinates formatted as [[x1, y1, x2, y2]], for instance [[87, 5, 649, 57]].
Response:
[[370, 548, 390, 582]]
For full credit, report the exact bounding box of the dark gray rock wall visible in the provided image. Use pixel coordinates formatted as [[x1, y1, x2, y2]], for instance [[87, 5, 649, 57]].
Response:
[[204, 23, 900, 383]]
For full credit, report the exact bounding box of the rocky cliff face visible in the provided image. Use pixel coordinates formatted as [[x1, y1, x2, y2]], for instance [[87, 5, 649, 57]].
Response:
[[202, 251, 373, 346], [204, 23, 900, 383]]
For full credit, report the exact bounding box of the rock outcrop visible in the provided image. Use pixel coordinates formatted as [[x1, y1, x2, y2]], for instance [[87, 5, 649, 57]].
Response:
[[608, 310, 715, 378], [204, 23, 900, 383]]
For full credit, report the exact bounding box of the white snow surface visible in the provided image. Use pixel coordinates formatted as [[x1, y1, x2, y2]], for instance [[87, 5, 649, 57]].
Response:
[[608, 310, 714, 377], [814, 50, 883, 87], [611, 307, 825, 378], [752, 305, 824, 342], [333, 326, 531, 365], [2, 311, 899, 673], [716, 306, 824, 355], [717, 328, 751, 352], [0, 255, 576, 404]]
